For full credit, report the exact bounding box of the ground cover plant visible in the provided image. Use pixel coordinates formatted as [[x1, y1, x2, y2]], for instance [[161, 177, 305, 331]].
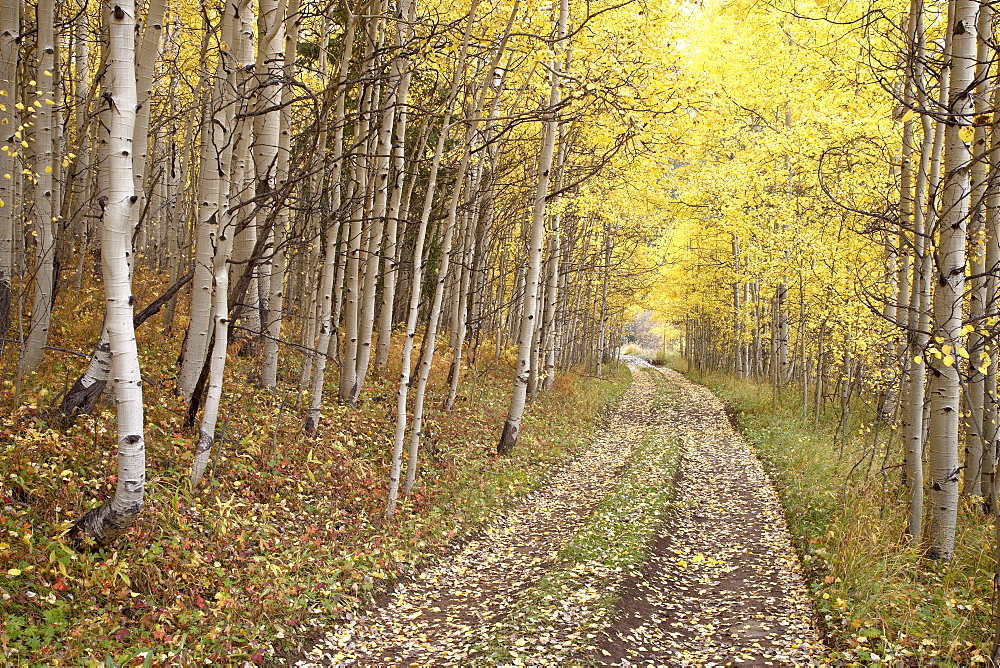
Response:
[[672, 359, 993, 665], [0, 274, 631, 666]]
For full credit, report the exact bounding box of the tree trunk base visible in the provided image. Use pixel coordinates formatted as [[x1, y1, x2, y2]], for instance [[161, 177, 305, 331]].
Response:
[[67, 499, 142, 551], [497, 419, 518, 455]]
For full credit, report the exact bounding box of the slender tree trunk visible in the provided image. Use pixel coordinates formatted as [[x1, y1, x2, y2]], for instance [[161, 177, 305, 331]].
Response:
[[71, 0, 145, 549], [304, 12, 357, 434], [22, 0, 57, 373], [962, 0, 993, 498], [0, 0, 17, 353], [982, 79, 1000, 510], [926, 0, 975, 561], [388, 0, 485, 514], [903, 31, 932, 540], [497, 0, 566, 455]]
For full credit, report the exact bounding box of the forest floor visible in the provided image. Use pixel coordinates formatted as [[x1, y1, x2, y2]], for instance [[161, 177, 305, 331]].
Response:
[[290, 360, 826, 666]]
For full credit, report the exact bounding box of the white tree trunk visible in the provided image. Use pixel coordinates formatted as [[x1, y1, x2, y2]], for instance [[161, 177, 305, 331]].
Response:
[[72, 0, 145, 548], [927, 0, 976, 561], [903, 59, 933, 541], [387, 0, 481, 515], [962, 0, 993, 498], [374, 43, 417, 374], [0, 0, 16, 350], [339, 71, 376, 403], [496, 0, 566, 455], [22, 0, 56, 373], [176, 5, 240, 399], [305, 13, 357, 433], [191, 0, 251, 484], [351, 57, 397, 403]]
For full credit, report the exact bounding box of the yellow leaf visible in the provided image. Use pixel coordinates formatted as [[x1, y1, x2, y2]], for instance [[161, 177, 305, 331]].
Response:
[[914, 355, 923, 365], [6, 568, 20, 576], [960, 126, 975, 142], [943, 354, 955, 367], [958, 347, 970, 359]]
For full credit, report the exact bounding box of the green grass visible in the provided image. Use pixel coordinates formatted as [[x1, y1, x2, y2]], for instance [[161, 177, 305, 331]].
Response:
[[671, 358, 994, 665]]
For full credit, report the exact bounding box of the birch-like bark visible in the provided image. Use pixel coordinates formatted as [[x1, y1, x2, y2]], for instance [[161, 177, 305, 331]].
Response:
[[191, 0, 251, 485], [304, 12, 358, 434], [0, 0, 16, 351], [961, 0, 993, 498], [903, 17, 932, 540], [595, 224, 612, 378], [352, 13, 398, 403], [339, 30, 378, 403], [541, 127, 567, 392], [982, 80, 1000, 510], [374, 60, 420, 374], [407, 0, 516, 484], [497, 0, 567, 455], [22, 0, 56, 373], [926, 0, 975, 561], [176, 6, 239, 399], [443, 195, 477, 410], [255, 0, 287, 387], [130, 0, 166, 240], [387, 0, 481, 515], [190, 210, 236, 486], [71, 0, 144, 548]]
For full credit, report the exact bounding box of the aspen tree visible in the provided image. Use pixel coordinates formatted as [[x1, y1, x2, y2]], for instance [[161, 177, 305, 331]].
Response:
[[177, 3, 242, 401], [22, 0, 57, 373], [71, 0, 144, 547], [130, 0, 166, 246], [926, 0, 976, 560], [255, 0, 287, 388], [961, 0, 993, 498], [339, 11, 379, 404], [0, 0, 16, 350], [981, 80, 1000, 511], [352, 0, 404, 403], [903, 17, 933, 540], [405, 21, 507, 492], [540, 130, 568, 393], [595, 223, 612, 378], [304, 10, 358, 434], [387, 0, 482, 515], [373, 76, 423, 374], [191, 0, 250, 487], [497, 0, 567, 456]]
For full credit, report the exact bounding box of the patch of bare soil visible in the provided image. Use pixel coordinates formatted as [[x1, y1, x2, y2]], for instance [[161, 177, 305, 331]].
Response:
[[593, 368, 824, 667]]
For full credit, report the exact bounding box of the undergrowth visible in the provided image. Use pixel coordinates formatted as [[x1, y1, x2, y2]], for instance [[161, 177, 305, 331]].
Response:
[[0, 270, 631, 666], [671, 358, 993, 666]]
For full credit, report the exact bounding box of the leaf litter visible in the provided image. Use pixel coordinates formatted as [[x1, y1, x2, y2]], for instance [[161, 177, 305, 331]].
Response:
[[294, 361, 825, 666], [593, 365, 824, 666]]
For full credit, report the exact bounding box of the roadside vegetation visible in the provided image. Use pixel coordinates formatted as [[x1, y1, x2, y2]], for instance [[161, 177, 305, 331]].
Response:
[[0, 277, 630, 666]]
